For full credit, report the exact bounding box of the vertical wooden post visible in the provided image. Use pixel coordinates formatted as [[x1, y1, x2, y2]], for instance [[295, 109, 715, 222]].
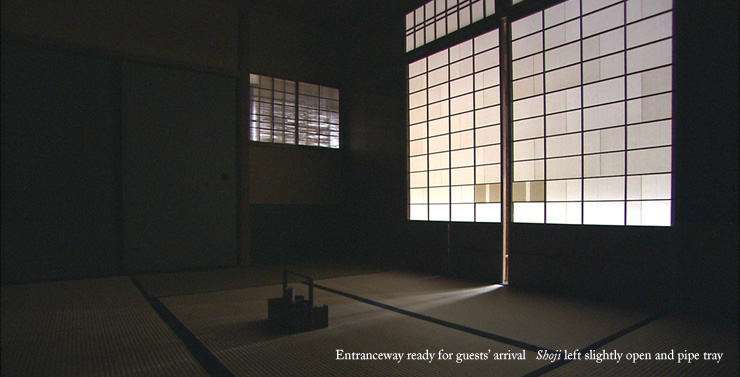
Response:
[[499, 15, 513, 284], [237, 8, 251, 266]]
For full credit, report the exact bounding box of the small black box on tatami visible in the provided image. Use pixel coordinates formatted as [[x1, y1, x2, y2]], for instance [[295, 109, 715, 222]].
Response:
[[268, 270, 328, 332]]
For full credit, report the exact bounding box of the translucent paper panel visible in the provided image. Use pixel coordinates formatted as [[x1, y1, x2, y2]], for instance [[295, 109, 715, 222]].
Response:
[[451, 112, 474, 132], [584, 177, 624, 200], [450, 40, 473, 62], [513, 202, 544, 223], [409, 205, 429, 220], [627, 174, 671, 200], [584, 151, 625, 177], [546, 202, 582, 224], [410, 172, 428, 188], [512, 12, 542, 40], [451, 204, 475, 222], [582, 3, 623, 38], [476, 164, 501, 184], [451, 131, 474, 150], [475, 30, 499, 53], [513, 181, 545, 202], [544, 0, 580, 28], [626, 0, 672, 23], [544, 42, 580, 71], [512, 54, 543, 80], [582, 28, 624, 60], [545, 65, 580, 93], [583, 102, 624, 130], [250, 74, 339, 148], [627, 120, 671, 149], [514, 75, 544, 99], [513, 160, 544, 181], [451, 185, 475, 203], [475, 183, 501, 202], [583, 78, 624, 107], [545, 87, 581, 113], [547, 156, 582, 179], [626, 12, 672, 48], [410, 188, 429, 205], [410, 155, 428, 172], [583, 202, 624, 225], [475, 107, 501, 127], [476, 203, 501, 222], [627, 147, 671, 174], [406, 0, 496, 52], [512, 33, 543, 60], [409, 0, 672, 226], [544, 19, 580, 49], [626, 200, 671, 226], [451, 167, 475, 185], [626, 66, 672, 99], [451, 149, 474, 167], [513, 139, 544, 161], [626, 39, 672, 73], [476, 145, 500, 164], [407, 28, 500, 223], [583, 127, 624, 153], [429, 205, 450, 221], [547, 133, 581, 157], [429, 152, 449, 170], [583, 53, 624, 84], [546, 179, 582, 201], [513, 96, 544, 119], [627, 93, 672, 124], [514, 117, 544, 140]]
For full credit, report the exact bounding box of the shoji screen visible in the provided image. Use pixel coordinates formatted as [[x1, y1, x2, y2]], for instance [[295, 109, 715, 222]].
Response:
[[511, 0, 672, 226], [409, 30, 502, 222], [406, 0, 496, 52]]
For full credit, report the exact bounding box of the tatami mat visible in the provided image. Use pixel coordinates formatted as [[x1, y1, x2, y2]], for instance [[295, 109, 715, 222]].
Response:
[[316, 271, 654, 351], [135, 263, 388, 298], [542, 313, 739, 377], [161, 282, 551, 376], [3, 268, 737, 377], [1, 277, 208, 377]]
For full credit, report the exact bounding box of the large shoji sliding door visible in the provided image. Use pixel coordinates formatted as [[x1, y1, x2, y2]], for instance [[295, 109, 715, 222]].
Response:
[[409, 30, 502, 222], [510, 0, 673, 226], [408, 0, 673, 226]]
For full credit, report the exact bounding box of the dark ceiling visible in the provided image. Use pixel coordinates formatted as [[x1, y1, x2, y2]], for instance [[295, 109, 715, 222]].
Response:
[[244, 0, 424, 31]]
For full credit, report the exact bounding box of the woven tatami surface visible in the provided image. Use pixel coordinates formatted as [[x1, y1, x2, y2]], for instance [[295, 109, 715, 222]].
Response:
[[3, 268, 737, 376], [543, 313, 739, 377], [161, 282, 550, 376], [317, 271, 653, 351], [135, 263, 388, 298], [1, 277, 207, 377]]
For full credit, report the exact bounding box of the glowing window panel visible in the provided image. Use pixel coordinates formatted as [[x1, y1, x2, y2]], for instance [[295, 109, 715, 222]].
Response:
[[249, 74, 339, 149], [511, 0, 672, 226], [406, 0, 496, 52], [408, 30, 501, 222]]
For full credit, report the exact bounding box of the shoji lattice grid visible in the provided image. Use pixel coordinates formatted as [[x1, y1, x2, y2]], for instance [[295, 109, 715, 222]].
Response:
[[511, 0, 672, 226], [409, 30, 502, 222], [250, 74, 340, 149], [406, 0, 496, 52]]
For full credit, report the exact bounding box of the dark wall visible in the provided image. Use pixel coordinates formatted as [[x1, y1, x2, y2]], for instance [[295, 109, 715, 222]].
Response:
[[1, 42, 120, 282], [244, 10, 348, 265], [121, 62, 238, 273], [0, 0, 238, 72], [340, 7, 410, 267], [671, 0, 739, 316], [1, 0, 242, 283], [1, 1, 354, 281]]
